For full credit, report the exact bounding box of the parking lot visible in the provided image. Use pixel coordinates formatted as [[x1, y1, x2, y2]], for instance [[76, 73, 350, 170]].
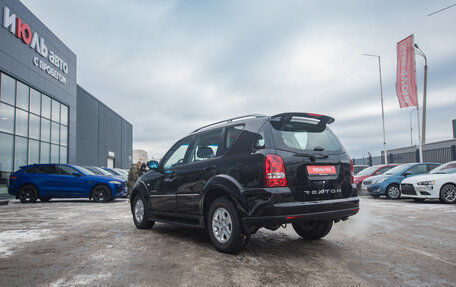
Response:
[[0, 197, 455, 287]]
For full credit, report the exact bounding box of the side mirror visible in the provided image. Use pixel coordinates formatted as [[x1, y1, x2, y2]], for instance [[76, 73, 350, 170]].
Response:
[[72, 172, 81, 177], [147, 160, 159, 170], [403, 172, 411, 177], [375, 172, 381, 175]]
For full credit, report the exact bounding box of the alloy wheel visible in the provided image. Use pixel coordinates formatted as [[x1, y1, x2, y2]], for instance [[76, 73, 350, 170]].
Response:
[[443, 185, 456, 202], [212, 207, 232, 243], [135, 199, 145, 223], [388, 186, 400, 199]]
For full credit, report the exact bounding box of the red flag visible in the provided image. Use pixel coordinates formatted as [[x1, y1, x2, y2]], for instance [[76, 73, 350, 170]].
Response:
[[396, 35, 417, 108]]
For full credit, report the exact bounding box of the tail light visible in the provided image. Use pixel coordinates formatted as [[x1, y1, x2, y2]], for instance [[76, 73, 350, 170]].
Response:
[[264, 154, 287, 187], [350, 159, 354, 184], [9, 176, 16, 180]]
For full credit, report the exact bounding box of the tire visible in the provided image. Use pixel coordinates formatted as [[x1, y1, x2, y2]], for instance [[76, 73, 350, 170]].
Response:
[[132, 194, 154, 229], [385, 184, 401, 199], [92, 185, 111, 203], [207, 197, 249, 254], [412, 198, 425, 203], [18, 185, 38, 203], [439, 184, 456, 204], [292, 221, 333, 240], [39, 197, 52, 202]]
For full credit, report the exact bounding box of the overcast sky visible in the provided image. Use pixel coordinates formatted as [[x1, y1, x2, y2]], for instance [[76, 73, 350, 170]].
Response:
[[21, 0, 456, 160]]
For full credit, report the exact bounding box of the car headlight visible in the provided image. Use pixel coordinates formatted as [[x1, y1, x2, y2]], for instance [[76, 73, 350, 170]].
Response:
[[109, 180, 122, 185], [417, 180, 435, 186], [372, 178, 386, 184]]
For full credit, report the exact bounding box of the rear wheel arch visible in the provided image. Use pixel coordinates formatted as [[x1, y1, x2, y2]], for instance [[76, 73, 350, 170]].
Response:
[[203, 188, 237, 219], [202, 175, 246, 215], [17, 183, 40, 199]]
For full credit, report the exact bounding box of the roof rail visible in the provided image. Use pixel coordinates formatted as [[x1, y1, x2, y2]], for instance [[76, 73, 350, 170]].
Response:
[[191, 114, 266, 134]]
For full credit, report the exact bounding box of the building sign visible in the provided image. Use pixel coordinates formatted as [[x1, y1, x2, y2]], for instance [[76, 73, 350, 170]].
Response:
[[2, 7, 68, 85], [108, 151, 115, 157]]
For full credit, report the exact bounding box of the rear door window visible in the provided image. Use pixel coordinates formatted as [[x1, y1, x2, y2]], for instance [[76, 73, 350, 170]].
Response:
[[270, 119, 342, 153], [37, 165, 59, 174], [189, 129, 223, 163]]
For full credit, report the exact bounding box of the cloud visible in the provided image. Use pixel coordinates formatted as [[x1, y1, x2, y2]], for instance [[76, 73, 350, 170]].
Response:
[[21, 0, 456, 160]]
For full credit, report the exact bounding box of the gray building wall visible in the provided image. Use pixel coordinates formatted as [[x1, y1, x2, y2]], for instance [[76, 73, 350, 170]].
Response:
[[0, 0, 77, 162], [453, 119, 455, 139], [76, 86, 132, 168]]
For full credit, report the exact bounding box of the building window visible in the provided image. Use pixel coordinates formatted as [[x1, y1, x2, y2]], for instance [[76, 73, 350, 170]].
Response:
[[51, 99, 60, 122], [16, 81, 29, 111], [61, 105, 68, 126], [40, 142, 50, 163], [15, 108, 29, 137], [30, 88, 41, 115], [14, 136, 28, 171], [41, 118, 51, 142], [0, 72, 70, 194], [51, 144, 59, 163], [60, 146, 67, 164], [41, 94, 51, 119], [28, 139, 39, 165], [0, 73, 15, 105], [0, 103, 15, 133], [51, 122, 59, 144], [29, 114, 40, 140], [0, 132, 14, 194]]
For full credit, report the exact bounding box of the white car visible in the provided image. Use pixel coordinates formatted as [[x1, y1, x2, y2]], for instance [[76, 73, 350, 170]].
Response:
[[400, 161, 456, 204]]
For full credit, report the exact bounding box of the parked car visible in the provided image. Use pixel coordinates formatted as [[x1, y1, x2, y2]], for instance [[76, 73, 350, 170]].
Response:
[[83, 166, 117, 177], [362, 162, 440, 199], [130, 113, 359, 253], [401, 161, 456, 204], [354, 164, 398, 192], [102, 167, 128, 181], [8, 164, 127, 203], [353, 165, 368, 175]]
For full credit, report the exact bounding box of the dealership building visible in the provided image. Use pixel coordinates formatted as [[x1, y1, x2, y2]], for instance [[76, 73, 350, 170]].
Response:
[[0, 1, 132, 196]]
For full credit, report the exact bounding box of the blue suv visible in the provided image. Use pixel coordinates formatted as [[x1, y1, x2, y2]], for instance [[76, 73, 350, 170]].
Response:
[[362, 162, 440, 199], [8, 164, 127, 203]]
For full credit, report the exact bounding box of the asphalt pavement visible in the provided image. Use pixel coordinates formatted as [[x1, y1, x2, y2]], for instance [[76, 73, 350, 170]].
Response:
[[0, 197, 455, 287]]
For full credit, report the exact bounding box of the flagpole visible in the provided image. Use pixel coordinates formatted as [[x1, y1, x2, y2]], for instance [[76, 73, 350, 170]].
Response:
[[362, 53, 388, 164], [412, 35, 423, 162]]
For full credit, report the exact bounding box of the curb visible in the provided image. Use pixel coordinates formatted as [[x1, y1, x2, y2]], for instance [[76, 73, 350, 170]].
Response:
[[0, 199, 10, 206]]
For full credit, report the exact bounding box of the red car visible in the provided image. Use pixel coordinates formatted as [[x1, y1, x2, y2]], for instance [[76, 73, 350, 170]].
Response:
[[354, 164, 398, 192]]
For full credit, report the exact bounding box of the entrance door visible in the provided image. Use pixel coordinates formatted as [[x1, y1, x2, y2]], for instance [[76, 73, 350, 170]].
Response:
[[107, 158, 114, 168]]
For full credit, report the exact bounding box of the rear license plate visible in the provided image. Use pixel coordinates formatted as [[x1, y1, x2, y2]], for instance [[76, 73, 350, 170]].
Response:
[[307, 166, 336, 175]]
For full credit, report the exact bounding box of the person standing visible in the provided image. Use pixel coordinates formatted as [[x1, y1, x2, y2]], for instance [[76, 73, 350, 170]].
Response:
[[128, 161, 141, 201]]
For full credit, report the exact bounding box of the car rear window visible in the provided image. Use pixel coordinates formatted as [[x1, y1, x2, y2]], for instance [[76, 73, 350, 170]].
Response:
[[270, 120, 342, 153]]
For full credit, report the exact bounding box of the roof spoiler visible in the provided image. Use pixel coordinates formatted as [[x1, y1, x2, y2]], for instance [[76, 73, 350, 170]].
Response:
[[271, 112, 335, 127]]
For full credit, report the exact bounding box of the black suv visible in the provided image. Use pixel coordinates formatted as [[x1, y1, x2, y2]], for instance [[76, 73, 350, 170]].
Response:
[[130, 113, 359, 253]]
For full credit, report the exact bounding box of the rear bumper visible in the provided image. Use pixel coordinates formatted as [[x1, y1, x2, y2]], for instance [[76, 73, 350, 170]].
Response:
[[241, 196, 359, 230]]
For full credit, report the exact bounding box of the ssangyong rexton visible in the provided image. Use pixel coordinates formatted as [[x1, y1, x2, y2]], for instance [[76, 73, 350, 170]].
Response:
[[130, 113, 359, 253]]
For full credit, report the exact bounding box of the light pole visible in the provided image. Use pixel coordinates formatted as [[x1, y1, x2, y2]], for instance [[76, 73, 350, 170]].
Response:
[[414, 44, 427, 144], [409, 108, 416, 146], [363, 54, 388, 164]]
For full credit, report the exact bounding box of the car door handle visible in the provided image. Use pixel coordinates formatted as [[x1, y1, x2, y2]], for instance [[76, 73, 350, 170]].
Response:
[[204, 165, 216, 171]]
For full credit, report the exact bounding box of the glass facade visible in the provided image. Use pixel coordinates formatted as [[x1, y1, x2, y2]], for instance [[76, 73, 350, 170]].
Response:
[[0, 72, 69, 195]]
